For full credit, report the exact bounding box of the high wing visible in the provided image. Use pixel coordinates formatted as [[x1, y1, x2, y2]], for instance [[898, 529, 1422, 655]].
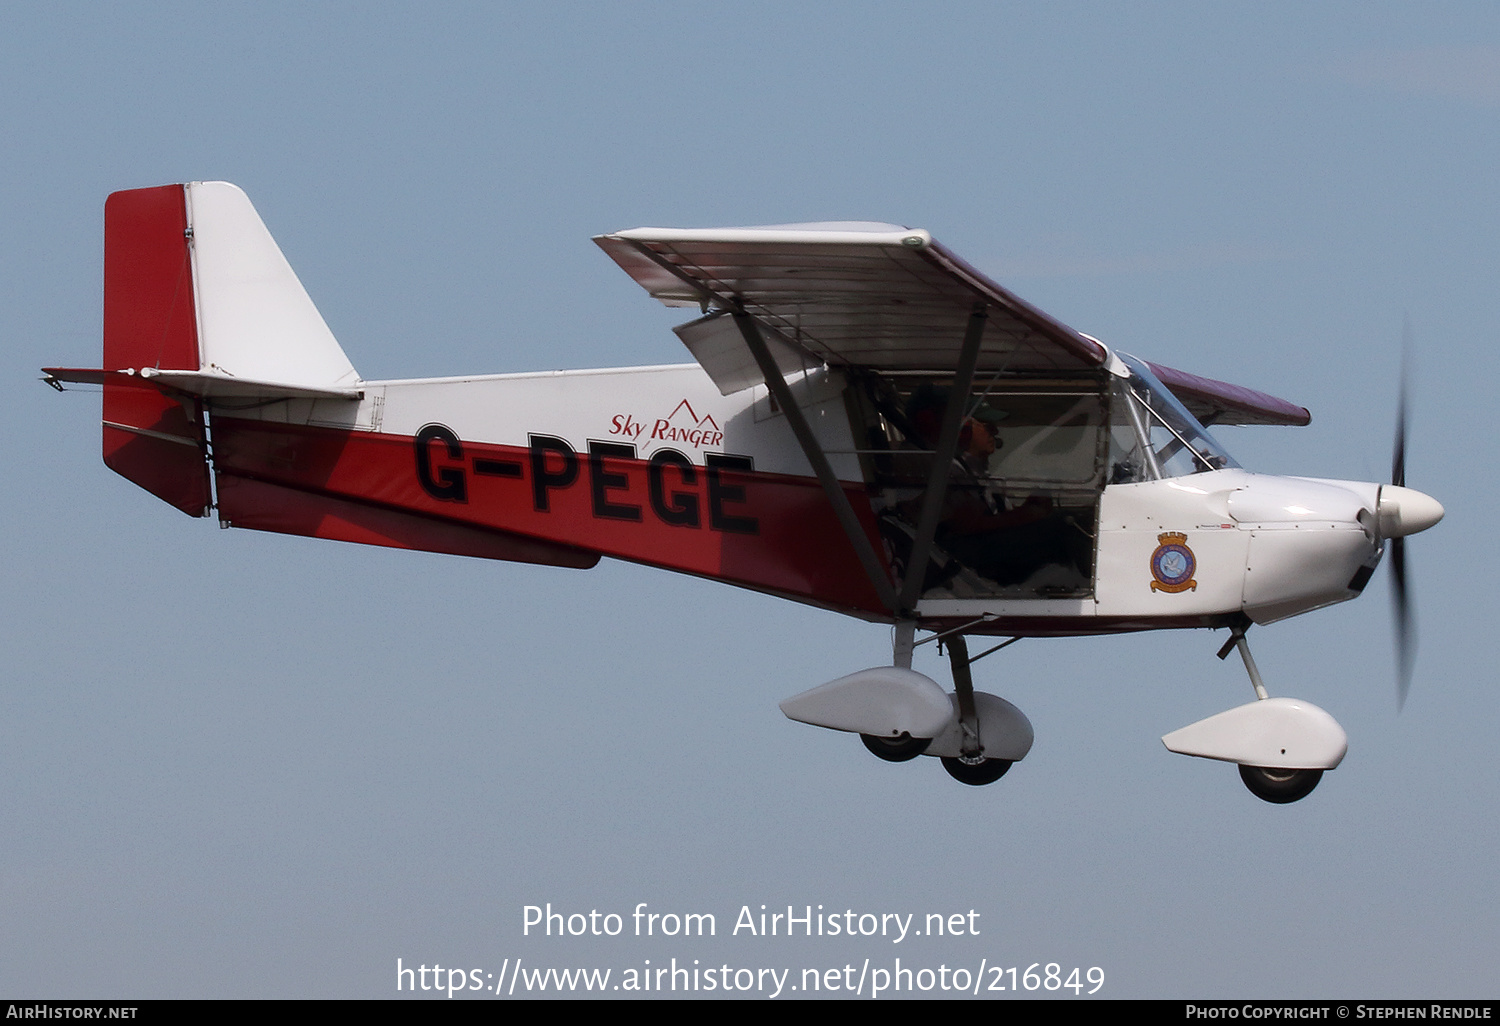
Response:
[[595, 222, 1308, 427], [595, 222, 1104, 386]]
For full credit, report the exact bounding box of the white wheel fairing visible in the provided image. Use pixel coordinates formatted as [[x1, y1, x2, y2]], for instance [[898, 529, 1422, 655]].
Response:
[[1162, 697, 1347, 770], [779, 667, 952, 740]]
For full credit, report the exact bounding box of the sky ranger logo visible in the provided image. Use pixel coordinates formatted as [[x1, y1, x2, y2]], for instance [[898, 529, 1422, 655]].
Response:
[[609, 399, 724, 449]]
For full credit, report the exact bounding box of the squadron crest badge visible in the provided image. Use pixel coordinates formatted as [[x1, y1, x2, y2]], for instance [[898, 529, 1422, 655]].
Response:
[[1150, 532, 1197, 593]]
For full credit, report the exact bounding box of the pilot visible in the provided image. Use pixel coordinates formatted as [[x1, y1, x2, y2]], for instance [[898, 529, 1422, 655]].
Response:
[[897, 388, 1075, 588], [934, 417, 1071, 587]]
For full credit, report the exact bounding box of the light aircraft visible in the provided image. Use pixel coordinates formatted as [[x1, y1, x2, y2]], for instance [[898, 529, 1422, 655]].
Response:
[[46, 182, 1443, 803]]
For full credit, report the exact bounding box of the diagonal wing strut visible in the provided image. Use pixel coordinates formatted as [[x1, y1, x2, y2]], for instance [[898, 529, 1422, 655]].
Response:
[[731, 306, 899, 613], [731, 302, 989, 620]]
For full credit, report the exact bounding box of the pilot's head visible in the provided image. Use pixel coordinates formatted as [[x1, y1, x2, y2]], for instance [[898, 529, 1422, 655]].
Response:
[[962, 417, 997, 458]]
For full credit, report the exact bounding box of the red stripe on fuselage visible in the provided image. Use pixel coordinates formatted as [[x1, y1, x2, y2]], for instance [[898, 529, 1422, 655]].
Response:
[[214, 473, 600, 569], [210, 418, 892, 617]]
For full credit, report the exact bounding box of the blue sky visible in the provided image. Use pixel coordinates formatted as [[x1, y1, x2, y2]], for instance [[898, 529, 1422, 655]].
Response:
[[3, 2, 1496, 998]]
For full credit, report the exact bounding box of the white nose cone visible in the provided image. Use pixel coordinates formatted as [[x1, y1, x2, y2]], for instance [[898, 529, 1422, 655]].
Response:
[[1377, 485, 1445, 537]]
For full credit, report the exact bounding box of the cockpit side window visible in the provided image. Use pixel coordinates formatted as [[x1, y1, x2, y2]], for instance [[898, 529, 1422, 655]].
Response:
[[848, 372, 1107, 600]]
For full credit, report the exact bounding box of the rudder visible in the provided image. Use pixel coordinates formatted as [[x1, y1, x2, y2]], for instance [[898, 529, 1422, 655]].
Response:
[[102, 184, 211, 516]]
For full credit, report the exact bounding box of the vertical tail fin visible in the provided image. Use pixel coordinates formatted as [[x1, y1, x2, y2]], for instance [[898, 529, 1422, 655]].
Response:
[[95, 181, 363, 515], [184, 182, 359, 390]]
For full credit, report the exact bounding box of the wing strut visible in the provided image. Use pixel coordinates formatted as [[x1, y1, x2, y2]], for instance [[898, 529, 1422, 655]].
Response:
[[731, 306, 900, 613], [896, 304, 987, 612]]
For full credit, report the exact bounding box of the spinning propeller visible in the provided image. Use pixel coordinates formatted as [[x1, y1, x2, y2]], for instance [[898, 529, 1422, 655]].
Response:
[[1390, 360, 1414, 708], [1377, 326, 1443, 709]]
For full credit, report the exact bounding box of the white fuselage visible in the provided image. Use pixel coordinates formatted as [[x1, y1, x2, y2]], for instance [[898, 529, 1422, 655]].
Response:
[[215, 361, 1405, 633]]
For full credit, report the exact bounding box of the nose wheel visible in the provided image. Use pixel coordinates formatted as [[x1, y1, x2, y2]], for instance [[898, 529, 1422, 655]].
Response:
[[1162, 624, 1346, 804]]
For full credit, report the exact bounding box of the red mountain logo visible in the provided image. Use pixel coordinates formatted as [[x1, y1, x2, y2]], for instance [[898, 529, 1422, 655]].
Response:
[[608, 399, 724, 449], [665, 399, 718, 431]]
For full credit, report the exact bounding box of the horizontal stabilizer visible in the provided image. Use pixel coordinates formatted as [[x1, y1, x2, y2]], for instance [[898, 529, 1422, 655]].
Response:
[[44, 367, 362, 402]]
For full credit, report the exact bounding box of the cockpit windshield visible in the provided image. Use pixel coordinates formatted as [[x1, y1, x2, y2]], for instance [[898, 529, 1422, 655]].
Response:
[[1108, 354, 1239, 481]]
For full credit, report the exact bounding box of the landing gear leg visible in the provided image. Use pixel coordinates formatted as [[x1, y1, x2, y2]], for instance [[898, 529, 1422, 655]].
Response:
[[1217, 620, 1269, 701], [941, 634, 1013, 786], [893, 620, 916, 670], [1214, 622, 1325, 804]]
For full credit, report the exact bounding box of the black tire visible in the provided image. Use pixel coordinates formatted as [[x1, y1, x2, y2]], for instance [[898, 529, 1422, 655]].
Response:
[[1239, 764, 1323, 804], [941, 756, 1012, 786], [860, 733, 931, 763]]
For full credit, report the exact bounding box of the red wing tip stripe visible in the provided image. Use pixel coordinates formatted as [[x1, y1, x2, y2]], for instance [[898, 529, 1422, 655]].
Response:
[[1145, 360, 1310, 426]]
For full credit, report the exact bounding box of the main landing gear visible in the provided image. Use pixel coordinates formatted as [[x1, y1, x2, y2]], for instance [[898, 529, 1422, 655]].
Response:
[[941, 755, 1012, 786], [926, 633, 1022, 786], [1238, 765, 1323, 804], [860, 732, 930, 762], [1162, 622, 1348, 804], [779, 623, 1033, 788]]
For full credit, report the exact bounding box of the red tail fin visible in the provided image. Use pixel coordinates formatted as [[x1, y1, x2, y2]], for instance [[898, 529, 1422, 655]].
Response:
[[101, 185, 211, 516]]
